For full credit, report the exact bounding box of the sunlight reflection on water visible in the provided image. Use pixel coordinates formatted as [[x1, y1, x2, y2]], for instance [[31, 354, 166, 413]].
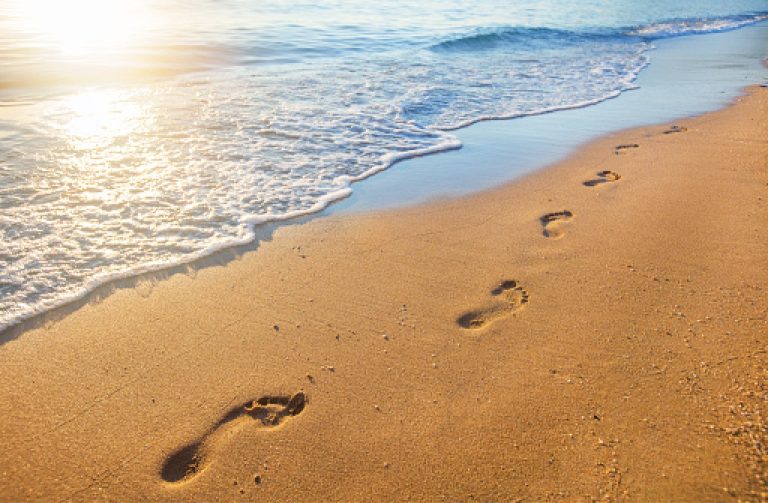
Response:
[[6, 0, 155, 57], [56, 90, 149, 151]]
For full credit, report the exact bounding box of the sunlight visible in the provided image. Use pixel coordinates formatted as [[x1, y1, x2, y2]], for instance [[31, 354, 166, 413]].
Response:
[[56, 89, 149, 151], [8, 0, 154, 56]]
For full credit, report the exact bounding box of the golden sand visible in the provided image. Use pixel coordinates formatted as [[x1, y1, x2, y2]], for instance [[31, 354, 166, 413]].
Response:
[[0, 87, 766, 501]]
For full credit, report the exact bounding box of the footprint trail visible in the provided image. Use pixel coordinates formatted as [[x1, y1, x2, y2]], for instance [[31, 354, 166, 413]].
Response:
[[161, 392, 307, 485], [614, 143, 639, 155], [583, 170, 621, 187], [458, 280, 529, 330], [663, 125, 687, 134], [540, 211, 574, 239]]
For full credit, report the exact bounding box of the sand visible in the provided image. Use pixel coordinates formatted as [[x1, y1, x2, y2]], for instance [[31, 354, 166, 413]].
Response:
[[0, 86, 766, 502]]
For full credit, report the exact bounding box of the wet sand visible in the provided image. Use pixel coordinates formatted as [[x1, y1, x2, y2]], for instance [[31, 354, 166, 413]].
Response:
[[0, 86, 766, 501]]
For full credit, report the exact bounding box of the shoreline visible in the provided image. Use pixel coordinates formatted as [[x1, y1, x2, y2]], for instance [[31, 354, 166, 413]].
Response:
[[3, 22, 767, 337], [0, 92, 734, 344], [0, 85, 766, 500]]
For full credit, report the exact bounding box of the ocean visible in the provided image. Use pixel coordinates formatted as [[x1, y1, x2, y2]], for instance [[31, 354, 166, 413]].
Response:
[[0, 0, 767, 332]]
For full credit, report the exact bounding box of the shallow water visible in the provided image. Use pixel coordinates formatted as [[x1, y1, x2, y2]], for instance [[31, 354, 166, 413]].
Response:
[[332, 22, 768, 212], [0, 0, 767, 331]]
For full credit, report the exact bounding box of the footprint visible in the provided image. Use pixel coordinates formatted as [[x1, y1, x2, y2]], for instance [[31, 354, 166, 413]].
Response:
[[663, 125, 687, 134], [457, 280, 529, 330], [540, 211, 574, 239], [161, 392, 307, 485], [614, 143, 639, 155], [583, 170, 621, 187]]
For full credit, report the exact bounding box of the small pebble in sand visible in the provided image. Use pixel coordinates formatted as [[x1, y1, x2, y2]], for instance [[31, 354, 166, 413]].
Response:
[[254, 474, 262, 485], [374, 404, 381, 411], [273, 324, 280, 331], [382, 334, 389, 341]]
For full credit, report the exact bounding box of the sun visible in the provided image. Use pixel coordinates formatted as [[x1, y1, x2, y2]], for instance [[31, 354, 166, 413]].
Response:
[[8, 0, 154, 56]]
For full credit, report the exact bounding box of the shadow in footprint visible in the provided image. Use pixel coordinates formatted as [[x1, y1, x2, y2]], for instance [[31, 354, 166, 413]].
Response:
[[457, 280, 529, 330], [614, 143, 639, 155], [540, 211, 573, 239], [161, 392, 307, 485], [583, 170, 621, 187], [663, 125, 687, 134]]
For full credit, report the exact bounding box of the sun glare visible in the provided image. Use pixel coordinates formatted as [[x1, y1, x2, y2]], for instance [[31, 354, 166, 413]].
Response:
[[9, 0, 153, 56], [51, 89, 150, 152]]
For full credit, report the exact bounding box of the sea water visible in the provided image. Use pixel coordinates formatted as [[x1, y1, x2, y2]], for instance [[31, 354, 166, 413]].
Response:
[[0, 0, 767, 332]]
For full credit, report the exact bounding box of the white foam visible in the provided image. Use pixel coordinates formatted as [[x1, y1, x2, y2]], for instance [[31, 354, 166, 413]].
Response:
[[629, 14, 768, 38]]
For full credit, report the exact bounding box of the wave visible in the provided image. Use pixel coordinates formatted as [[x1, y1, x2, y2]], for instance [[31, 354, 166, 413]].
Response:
[[430, 27, 617, 52], [629, 12, 768, 39], [431, 12, 768, 52]]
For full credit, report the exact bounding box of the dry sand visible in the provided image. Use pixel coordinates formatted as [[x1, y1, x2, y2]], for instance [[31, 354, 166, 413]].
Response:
[[0, 86, 766, 502]]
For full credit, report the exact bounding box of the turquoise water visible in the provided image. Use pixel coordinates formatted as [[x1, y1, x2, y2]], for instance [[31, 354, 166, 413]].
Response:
[[0, 1, 767, 331]]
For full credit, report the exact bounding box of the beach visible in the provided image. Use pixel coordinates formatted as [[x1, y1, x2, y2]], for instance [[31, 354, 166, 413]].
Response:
[[0, 84, 765, 500]]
